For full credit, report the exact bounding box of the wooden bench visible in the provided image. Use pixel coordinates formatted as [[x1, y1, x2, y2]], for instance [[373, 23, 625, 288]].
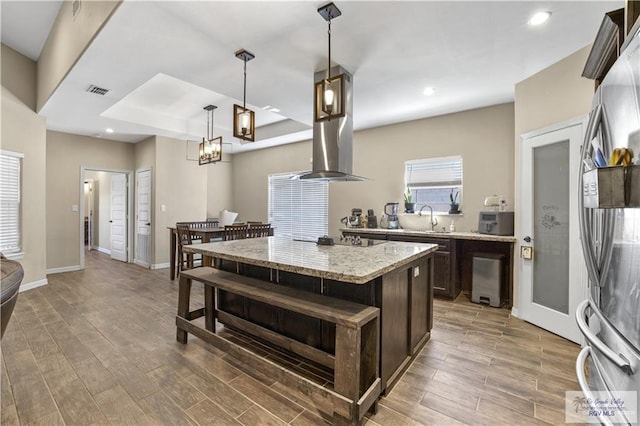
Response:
[[176, 267, 381, 425]]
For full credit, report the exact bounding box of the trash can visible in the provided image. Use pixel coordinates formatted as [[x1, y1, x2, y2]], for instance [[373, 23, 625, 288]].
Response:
[[471, 253, 503, 307]]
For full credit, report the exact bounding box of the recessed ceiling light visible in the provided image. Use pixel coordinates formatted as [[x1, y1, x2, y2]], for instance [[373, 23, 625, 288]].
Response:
[[269, 108, 280, 113], [528, 11, 551, 26], [423, 87, 435, 96], [105, 128, 114, 133], [262, 105, 272, 110]]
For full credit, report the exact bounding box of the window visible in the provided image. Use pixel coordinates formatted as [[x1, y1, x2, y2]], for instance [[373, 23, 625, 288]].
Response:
[[268, 173, 328, 241], [0, 151, 23, 254], [405, 156, 463, 214]]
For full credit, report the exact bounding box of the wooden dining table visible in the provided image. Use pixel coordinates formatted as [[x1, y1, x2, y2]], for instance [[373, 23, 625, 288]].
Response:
[[168, 224, 225, 280]]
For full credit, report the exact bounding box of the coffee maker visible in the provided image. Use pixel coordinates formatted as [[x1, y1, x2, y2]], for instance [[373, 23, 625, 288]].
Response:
[[384, 202, 399, 229]]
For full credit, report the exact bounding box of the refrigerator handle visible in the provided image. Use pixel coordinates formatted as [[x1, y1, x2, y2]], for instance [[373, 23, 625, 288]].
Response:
[[597, 107, 615, 284], [576, 299, 633, 374], [578, 105, 603, 286], [575, 346, 616, 426]]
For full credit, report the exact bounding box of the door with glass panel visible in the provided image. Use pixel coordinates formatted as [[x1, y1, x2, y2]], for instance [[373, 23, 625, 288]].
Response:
[[518, 120, 586, 344]]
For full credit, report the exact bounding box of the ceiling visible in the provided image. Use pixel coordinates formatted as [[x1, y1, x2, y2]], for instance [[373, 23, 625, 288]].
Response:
[[1, 1, 621, 153]]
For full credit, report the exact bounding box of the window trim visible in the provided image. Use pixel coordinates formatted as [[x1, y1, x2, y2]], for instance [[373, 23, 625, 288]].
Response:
[[0, 150, 24, 255]]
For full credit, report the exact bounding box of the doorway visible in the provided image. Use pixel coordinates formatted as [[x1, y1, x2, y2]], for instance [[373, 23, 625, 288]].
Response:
[[80, 167, 134, 269], [517, 117, 587, 344]]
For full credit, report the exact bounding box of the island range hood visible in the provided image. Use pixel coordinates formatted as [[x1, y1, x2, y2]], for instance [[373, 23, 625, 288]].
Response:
[[298, 66, 366, 181]]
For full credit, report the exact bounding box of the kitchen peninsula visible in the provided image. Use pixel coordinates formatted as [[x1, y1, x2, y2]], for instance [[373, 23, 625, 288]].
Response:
[[180, 236, 437, 421]]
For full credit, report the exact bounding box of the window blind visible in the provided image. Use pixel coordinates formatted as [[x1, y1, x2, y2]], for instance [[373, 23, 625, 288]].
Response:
[[405, 156, 463, 188], [0, 151, 23, 254], [268, 173, 328, 241]]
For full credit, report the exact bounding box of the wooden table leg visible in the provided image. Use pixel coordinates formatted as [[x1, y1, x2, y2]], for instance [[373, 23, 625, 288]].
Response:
[[170, 228, 177, 280], [202, 235, 212, 267]]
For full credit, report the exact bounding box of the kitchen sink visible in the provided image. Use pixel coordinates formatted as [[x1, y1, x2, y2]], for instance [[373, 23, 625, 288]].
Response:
[[398, 213, 435, 231]]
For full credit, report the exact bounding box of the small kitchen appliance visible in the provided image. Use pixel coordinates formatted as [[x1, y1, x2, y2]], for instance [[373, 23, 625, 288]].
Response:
[[350, 208, 363, 227], [384, 202, 399, 229], [478, 211, 514, 235], [340, 208, 364, 228], [367, 209, 377, 229]]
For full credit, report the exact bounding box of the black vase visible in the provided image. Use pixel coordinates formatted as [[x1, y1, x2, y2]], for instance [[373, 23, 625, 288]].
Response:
[[404, 202, 416, 213], [449, 203, 460, 214]]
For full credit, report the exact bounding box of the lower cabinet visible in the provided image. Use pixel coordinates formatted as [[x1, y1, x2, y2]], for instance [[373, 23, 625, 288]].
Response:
[[343, 231, 460, 299]]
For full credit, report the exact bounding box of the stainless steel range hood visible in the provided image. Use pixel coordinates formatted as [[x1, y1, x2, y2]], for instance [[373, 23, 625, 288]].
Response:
[[298, 66, 366, 181]]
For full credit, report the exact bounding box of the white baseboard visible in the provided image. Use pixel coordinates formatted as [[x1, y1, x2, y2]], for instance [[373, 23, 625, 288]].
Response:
[[134, 260, 151, 268], [19, 278, 48, 293], [151, 262, 170, 270], [97, 247, 111, 255], [511, 307, 519, 318], [46, 265, 81, 274]]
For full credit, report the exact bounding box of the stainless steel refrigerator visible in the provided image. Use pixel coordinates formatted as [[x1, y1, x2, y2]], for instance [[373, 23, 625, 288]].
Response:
[[576, 24, 640, 425]]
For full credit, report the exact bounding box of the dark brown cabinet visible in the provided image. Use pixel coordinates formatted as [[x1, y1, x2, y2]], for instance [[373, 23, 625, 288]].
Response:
[[343, 231, 460, 299]]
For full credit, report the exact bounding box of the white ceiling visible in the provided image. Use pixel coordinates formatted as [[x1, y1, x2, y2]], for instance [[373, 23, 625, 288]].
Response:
[[1, 1, 622, 153]]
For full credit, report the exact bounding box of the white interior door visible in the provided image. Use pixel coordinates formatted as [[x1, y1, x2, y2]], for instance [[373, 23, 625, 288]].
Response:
[[518, 120, 586, 344], [110, 173, 127, 262], [135, 169, 152, 267]]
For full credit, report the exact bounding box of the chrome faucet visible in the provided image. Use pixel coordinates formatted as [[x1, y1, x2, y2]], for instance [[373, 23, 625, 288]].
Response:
[[418, 205, 438, 230]]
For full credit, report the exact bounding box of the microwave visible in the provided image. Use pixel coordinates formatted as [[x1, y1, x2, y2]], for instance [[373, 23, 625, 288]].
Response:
[[478, 211, 514, 236]]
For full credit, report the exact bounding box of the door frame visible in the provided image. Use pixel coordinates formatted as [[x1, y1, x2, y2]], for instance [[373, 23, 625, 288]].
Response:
[[79, 167, 134, 269], [515, 115, 588, 343]]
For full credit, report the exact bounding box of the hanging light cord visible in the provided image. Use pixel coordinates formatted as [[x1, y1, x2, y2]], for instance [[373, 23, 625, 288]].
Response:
[[327, 18, 332, 80], [207, 108, 211, 140], [243, 58, 247, 110]]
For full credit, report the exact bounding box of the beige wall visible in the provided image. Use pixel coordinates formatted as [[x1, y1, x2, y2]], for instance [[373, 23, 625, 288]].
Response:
[[1, 89, 47, 286], [233, 103, 515, 236], [1, 44, 36, 110], [512, 44, 595, 311], [37, 0, 121, 111], [1, 45, 48, 287], [153, 136, 208, 265], [232, 141, 312, 224], [514, 45, 594, 137], [206, 155, 234, 221], [46, 131, 135, 269]]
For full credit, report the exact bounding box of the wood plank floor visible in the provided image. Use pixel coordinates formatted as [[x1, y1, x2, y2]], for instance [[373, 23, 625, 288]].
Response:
[[1, 250, 582, 425]]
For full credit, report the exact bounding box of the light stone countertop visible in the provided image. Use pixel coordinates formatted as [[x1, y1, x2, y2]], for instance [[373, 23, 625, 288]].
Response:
[[340, 228, 517, 243], [183, 236, 438, 285]]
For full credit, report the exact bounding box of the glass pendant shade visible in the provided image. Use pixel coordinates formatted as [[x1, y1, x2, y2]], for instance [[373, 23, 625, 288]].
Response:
[[314, 74, 344, 121], [199, 105, 222, 165], [233, 104, 255, 142]]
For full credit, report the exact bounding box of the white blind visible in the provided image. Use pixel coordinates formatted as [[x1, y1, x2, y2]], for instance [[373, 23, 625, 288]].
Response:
[[405, 156, 463, 188], [0, 151, 23, 253], [268, 173, 328, 241]]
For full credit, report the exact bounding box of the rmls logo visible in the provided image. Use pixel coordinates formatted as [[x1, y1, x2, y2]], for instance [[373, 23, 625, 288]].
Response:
[[566, 391, 638, 424]]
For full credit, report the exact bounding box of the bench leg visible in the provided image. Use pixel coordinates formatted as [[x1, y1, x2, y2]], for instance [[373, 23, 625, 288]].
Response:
[[334, 325, 361, 424], [177, 274, 192, 344]]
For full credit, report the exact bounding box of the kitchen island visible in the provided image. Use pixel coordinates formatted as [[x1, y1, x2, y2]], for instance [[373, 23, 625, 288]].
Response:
[[182, 236, 437, 396]]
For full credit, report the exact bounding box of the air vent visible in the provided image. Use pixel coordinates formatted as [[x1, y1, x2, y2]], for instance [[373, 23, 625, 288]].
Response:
[[86, 85, 109, 96]]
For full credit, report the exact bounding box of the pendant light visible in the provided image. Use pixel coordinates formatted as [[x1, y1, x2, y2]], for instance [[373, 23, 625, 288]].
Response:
[[314, 2, 345, 122], [233, 49, 256, 142], [199, 105, 222, 165]]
